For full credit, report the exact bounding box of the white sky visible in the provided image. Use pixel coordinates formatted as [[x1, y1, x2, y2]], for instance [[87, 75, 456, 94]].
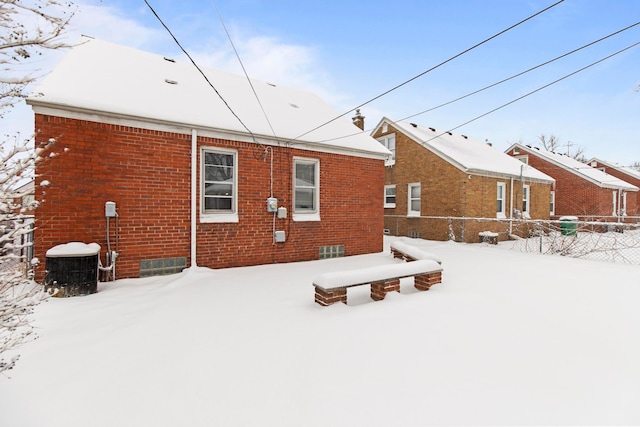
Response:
[[2, 0, 640, 164], [2, 235, 640, 426]]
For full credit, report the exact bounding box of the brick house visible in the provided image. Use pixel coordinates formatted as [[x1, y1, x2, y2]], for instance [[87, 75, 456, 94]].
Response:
[[27, 38, 390, 280], [505, 144, 638, 220], [586, 158, 640, 217], [372, 118, 555, 242]]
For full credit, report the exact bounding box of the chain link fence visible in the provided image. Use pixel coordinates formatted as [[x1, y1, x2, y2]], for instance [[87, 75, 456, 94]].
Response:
[[385, 215, 640, 265]]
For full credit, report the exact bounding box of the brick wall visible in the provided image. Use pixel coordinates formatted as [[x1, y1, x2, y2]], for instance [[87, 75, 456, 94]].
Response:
[[377, 124, 551, 242], [506, 149, 638, 220], [587, 160, 640, 217], [33, 114, 384, 280]]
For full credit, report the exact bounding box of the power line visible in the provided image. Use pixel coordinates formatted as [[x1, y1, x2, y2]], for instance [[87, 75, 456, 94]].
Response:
[[210, 0, 280, 145], [423, 40, 640, 146], [290, 0, 565, 142], [316, 20, 640, 144], [143, 0, 256, 139], [401, 20, 640, 122]]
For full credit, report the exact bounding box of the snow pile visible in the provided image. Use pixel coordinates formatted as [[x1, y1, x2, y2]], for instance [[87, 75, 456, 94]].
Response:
[[1, 236, 639, 426]]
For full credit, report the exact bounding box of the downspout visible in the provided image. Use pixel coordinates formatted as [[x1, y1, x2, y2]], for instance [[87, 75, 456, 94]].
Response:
[[509, 177, 514, 235], [191, 129, 198, 267]]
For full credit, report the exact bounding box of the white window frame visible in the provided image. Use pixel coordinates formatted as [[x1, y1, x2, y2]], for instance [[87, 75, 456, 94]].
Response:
[[384, 185, 396, 208], [550, 191, 555, 216], [407, 183, 421, 217], [522, 184, 530, 218], [496, 182, 506, 218], [377, 134, 396, 166], [515, 155, 528, 164], [200, 147, 238, 223], [293, 157, 320, 222]]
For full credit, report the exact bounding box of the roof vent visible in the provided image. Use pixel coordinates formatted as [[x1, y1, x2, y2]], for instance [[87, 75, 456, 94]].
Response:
[[289, 103, 299, 109], [526, 145, 531, 148], [267, 82, 276, 87], [163, 57, 176, 63], [410, 122, 417, 128], [428, 127, 436, 132], [446, 132, 452, 135], [164, 79, 178, 85], [461, 135, 468, 139]]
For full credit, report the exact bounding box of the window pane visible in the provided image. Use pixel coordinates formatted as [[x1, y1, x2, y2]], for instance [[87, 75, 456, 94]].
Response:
[[295, 163, 315, 186], [410, 199, 420, 211], [295, 188, 315, 210], [205, 183, 232, 196], [205, 197, 232, 211], [410, 185, 420, 198]]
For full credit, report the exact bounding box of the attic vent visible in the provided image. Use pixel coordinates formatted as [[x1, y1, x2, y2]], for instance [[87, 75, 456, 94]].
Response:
[[461, 135, 468, 139], [164, 79, 178, 85], [428, 127, 436, 132], [289, 103, 299, 109], [163, 57, 176, 63], [410, 123, 417, 128]]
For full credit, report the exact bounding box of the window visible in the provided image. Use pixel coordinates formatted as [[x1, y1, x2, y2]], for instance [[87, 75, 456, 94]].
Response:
[[408, 183, 421, 217], [522, 184, 530, 218], [201, 148, 237, 223], [550, 191, 555, 216], [496, 182, 506, 218], [293, 158, 320, 221], [384, 185, 396, 208], [377, 134, 396, 165], [515, 155, 528, 164]]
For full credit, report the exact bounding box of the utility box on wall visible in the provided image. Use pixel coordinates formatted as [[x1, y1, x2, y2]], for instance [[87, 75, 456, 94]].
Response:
[[274, 231, 286, 243]]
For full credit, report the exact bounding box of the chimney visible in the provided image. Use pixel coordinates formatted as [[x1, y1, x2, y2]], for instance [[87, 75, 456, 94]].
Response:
[[352, 109, 365, 130]]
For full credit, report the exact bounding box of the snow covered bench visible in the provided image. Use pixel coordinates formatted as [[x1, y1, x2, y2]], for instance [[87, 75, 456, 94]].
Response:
[[390, 241, 442, 264], [313, 259, 443, 306]]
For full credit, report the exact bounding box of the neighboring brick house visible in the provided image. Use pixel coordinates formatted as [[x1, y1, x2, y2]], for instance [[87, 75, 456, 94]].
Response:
[[26, 38, 390, 280], [586, 158, 640, 217], [505, 144, 638, 220], [372, 118, 555, 243]]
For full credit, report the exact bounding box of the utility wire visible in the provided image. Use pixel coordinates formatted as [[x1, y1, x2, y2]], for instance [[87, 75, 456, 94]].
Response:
[[290, 0, 565, 142], [144, 0, 256, 139], [401, 20, 640, 122], [210, 0, 280, 144], [422, 40, 640, 146], [316, 19, 640, 143]]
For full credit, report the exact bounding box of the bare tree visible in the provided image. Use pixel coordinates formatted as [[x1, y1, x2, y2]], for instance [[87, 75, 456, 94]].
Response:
[[629, 161, 640, 172], [538, 134, 586, 161], [1, 0, 75, 375]]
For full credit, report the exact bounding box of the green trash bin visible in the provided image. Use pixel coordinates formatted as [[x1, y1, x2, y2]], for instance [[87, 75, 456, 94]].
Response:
[[559, 216, 578, 236]]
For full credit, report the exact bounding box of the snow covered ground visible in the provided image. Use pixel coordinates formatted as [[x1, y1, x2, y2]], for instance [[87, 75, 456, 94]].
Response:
[[1, 236, 639, 426]]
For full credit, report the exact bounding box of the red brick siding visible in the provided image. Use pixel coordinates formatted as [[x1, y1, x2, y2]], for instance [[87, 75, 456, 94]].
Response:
[[376, 124, 550, 242], [588, 160, 640, 217], [506, 149, 637, 219], [34, 115, 384, 280]]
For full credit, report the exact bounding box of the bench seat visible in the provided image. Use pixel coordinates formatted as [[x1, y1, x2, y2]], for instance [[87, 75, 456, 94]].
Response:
[[390, 241, 442, 263], [313, 259, 442, 306]]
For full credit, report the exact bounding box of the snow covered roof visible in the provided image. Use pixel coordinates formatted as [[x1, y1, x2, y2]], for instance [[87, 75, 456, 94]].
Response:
[[587, 157, 640, 182], [508, 144, 639, 191], [374, 118, 554, 183], [27, 37, 389, 159]]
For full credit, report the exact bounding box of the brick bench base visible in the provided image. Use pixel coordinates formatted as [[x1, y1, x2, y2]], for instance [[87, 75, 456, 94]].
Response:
[[313, 269, 443, 306]]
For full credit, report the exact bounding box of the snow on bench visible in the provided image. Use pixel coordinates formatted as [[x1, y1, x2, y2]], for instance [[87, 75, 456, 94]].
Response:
[[390, 241, 442, 263], [313, 259, 443, 306]]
